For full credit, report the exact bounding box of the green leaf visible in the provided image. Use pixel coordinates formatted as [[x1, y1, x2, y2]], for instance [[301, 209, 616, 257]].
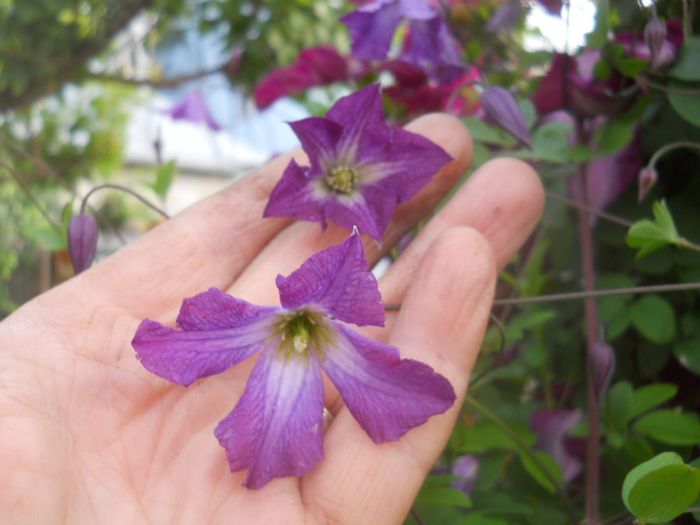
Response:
[[622, 452, 684, 509], [531, 122, 571, 163], [674, 337, 700, 375], [150, 160, 177, 198], [670, 38, 700, 82], [415, 486, 472, 509], [627, 464, 700, 523], [459, 421, 536, 453], [669, 81, 700, 127], [631, 384, 678, 418], [593, 119, 635, 155], [629, 294, 676, 344], [588, 0, 609, 48], [626, 200, 680, 259], [606, 381, 635, 429], [519, 99, 536, 130], [518, 450, 562, 494], [635, 410, 700, 445], [463, 117, 516, 147]]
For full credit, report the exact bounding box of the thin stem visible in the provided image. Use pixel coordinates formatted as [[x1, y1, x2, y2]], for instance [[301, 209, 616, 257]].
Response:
[[648, 141, 700, 168], [636, 76, 700, 96], [80, 183, 170, 219], [576, 120, 601, 525], [465, 395, 578, 524], [677, 238, 700, 254], [384, 282, 700, 312], [546, 191, 633, 227], [88, 62, 227, 88], [493, 281, 700, 305]]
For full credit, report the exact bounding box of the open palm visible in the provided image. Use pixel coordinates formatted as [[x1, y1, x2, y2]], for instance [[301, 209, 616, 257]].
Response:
[[0, 115, 543, 525]]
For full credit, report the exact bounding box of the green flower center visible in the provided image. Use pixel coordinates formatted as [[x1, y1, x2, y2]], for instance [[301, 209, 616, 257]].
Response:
[[274, 309, 334, 359], [325, 165, 358, 194]]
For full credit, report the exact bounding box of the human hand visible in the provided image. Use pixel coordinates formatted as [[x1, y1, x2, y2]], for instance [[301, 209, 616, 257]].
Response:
[[0, 114, 543, 524]]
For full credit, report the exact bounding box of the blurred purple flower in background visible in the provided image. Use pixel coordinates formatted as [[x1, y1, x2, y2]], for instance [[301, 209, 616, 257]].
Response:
[[67, 214, 98, 274], [341, 0, 464, 81], [165, 90, 221, 131], [451, 455, 480, 494], [254, 46, 366, 109], [264, 85, 453, 239], [532, 409, 583, 483], [132, 232, 455, 488], [486, 1, 524, 33]]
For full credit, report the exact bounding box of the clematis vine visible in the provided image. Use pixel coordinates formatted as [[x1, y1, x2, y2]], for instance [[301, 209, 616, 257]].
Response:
[[132, 231, 455, 489], [264, 85, 453, 239]]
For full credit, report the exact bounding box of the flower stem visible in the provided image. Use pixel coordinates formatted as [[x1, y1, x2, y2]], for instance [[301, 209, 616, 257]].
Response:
[[465, 395, 578, 524], [648, 141, 700, 169], [576, 121, 601, 525], [545, 191, 632, 227], [80, 183, 170, 219]]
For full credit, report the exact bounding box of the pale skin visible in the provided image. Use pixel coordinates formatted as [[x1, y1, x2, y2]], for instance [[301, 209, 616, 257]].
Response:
[[0, 114, 544, 524]]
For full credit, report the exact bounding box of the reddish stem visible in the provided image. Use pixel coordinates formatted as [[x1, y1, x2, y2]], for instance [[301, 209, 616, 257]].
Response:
[[576, 122, 601, 525]]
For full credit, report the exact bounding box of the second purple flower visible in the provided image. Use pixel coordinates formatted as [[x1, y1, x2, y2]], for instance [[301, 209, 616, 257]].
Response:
[[263, 85, 453, 240]]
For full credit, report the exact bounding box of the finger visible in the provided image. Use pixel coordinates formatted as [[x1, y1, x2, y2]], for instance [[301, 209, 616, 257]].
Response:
[[374, 157, 543, 329], [227, 113, 473, 303], [303, 227, 496, 524]]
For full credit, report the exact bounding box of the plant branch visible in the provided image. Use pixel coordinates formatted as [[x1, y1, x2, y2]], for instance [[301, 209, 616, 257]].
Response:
[[0, 162, 62, 232], [546, 191, 633, 227], [88, 62, 227, 88], [576, 120, 601, 525]]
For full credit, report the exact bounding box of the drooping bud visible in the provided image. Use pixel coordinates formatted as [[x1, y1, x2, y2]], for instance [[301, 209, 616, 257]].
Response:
[[644, 15, 667, 67], [68, 214, 99, 275], [637, 165, 658, 202], [481, 86, 532, 146], [591, 341, 615, 401]]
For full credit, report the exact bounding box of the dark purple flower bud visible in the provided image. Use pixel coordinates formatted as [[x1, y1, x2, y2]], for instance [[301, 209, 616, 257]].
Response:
[[591, 341, 615, 401], [68, 214, 98, 275], [644, 15, 667, 66], [496, 345, 522, 367], [532, 409, 583, 483], [451, 455, 479, 494], [638, 166, 658, 202], [166, 90, 221, 131], [481, 86, 531, 146]]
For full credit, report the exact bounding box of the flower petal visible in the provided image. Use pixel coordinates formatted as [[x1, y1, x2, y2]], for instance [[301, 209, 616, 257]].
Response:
[[288, 117, 343, 171], [276, 231, 385, 326], [531, 409, 583, 483], [341, 1, 403, 61], [357, 125, 453, 201], [326, 85, 389, 163], [214, 348, 325, 489], [324, 190, 393, 240], [321, 323, 455, 442], [263, 160, 328, 225], [132, 288, 278, 386]]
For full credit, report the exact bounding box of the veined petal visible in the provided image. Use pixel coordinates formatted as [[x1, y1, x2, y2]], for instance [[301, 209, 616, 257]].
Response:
[[357, 126, 453, 201], [289, 117, 343, 171], [276, 231, 385, 326], [326, 85, 389, 163], [321, 323, 455, 442], [340, 2, 402, 61], [132, 288, 278, 386], [326, 190, 393, 241], [214, 348, 325, 489], [264, 160, 328, 225]]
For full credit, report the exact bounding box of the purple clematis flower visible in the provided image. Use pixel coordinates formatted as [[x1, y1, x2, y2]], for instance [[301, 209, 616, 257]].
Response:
[[68, 213, 99, 274], [132, 232, 455, 489], [263, 85, 453, 239], [341, 0, 464, 82], [531, 409, 583, 483], [165, 90, 221, 131]]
